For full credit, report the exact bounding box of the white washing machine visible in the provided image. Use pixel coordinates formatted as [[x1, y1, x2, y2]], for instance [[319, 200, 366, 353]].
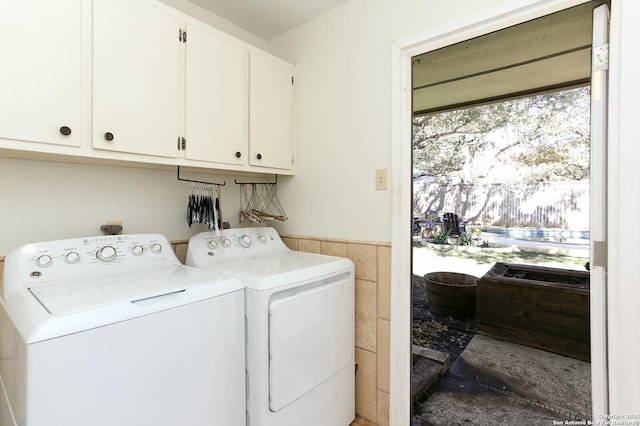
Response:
[[0, 234, 245, 426], [186, 227, 355, 426]]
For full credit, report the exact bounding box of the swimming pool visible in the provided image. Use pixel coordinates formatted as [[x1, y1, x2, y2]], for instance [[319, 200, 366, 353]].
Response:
[[483, 228, 589, 245]]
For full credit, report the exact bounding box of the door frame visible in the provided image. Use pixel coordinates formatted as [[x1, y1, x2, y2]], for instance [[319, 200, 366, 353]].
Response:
[[389, 0, 601, 424]]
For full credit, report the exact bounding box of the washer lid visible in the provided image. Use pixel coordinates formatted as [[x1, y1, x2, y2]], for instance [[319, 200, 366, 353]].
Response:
[[29, 264, 229, 315]]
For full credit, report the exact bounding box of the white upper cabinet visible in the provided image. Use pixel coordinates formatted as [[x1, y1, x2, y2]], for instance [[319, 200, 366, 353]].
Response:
[[249, 52, 295, 171], [184, 21, 247, 166], [0, 0, 82, 147], [93, 0, 180, 158], [2, 0, 294, 174]]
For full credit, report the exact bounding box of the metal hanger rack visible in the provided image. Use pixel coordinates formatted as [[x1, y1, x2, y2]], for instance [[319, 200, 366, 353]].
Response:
[[233, 175, 277, 185], [234, 175, 287, 223], [177, 166, 226, 186], [177, 166, 225, 230]]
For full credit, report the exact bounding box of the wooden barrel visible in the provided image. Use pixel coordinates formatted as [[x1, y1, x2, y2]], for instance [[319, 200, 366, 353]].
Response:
[[424, 272, 478, 318]]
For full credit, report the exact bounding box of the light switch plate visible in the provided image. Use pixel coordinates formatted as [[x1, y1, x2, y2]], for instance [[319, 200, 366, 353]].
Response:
[[375, 169, 388, 190]]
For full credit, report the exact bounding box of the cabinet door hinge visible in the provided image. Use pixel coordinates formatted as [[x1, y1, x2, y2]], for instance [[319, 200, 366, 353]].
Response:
[[592, 240, 607, 269], [177, 136, 186, 150], [179, 29, 187, 43], [592, 43, 609, 72]]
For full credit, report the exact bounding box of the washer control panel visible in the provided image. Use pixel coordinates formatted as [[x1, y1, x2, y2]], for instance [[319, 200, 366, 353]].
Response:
[[186, 227, 289, 264], [3, 234, 178, 297]]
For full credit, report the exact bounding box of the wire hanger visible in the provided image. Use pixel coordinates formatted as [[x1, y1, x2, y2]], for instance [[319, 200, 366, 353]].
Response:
[[235, 176, 287, 223], [179, 167, 224, 232]]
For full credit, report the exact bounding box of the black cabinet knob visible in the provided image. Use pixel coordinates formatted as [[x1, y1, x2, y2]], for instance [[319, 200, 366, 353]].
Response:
[[256, 153, 262, 160], [59, 126, 72, 136], [104, 132, 114, 141], [235, 151, 242, 158]]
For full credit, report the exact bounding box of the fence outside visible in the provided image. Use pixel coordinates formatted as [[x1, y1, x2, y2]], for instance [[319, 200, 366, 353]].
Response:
[[413, 179, 589, 230]]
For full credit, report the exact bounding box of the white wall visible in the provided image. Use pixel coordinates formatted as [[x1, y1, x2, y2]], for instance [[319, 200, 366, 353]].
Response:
[[0, 157, 245, 255], [267, 0, 503, 242]]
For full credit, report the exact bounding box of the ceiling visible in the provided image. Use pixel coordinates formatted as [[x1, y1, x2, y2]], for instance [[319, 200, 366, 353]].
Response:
[[412, 1, 606, 115], [187, 0, 348, 39]]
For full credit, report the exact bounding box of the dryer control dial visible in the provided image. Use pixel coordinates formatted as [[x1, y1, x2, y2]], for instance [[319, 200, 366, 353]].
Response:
[[222, 239, 231, 248], [65, 252, 80, 264], [257, 234, 267, 244], [131, 245, 144, 256], [207, 240, 218, 250], [36, 254, 53, 267], [150, 243, 162, 254], [96, 246, 117, 262], [238, 235, 252, 248]]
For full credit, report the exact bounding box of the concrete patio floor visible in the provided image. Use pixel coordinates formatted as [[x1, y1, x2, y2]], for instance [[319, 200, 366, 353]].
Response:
[[412, 334, 592, 425]]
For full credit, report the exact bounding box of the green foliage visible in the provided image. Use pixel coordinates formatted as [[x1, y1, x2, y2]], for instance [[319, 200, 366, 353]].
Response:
[[431, 230, 450, 245], [425, 212, 439, 221], [457, 232, 474, 246], [412, 87, 590, 183]]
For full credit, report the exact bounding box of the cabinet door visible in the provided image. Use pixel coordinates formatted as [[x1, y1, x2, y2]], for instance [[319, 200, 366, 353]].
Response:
[[0, 0, 82, 147], [185, 22, 247, 165], [249, 53, 294, 170], [93, 0, 180, 158]]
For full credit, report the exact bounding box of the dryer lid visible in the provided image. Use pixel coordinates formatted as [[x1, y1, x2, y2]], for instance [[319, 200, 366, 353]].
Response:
[[214, 251, 354, 291]]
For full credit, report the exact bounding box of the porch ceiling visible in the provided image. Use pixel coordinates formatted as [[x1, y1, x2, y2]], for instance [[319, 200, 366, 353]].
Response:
[[412, 1, 607, 115]]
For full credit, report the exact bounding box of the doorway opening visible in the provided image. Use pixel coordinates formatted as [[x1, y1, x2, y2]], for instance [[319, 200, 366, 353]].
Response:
[[407, 2, 606, 423], [411, 86, 592, 424]]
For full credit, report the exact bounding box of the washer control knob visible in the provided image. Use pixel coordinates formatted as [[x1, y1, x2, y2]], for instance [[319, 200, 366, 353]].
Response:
[[222, 238, 231, 248], [207, 240, 218, 250], [150, 243, 162, 254], [132, 245, 144, 256], [238, 235, 252, 248], [65, 252, 80, 264], [97, 246, 117, 262], [36, 254, 53, 267], [257, 234, 267, 244]]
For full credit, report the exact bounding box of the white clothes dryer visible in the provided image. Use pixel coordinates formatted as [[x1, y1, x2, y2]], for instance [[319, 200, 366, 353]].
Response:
[[0, 234, 245, 426], [186, 227, 355, 426]]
